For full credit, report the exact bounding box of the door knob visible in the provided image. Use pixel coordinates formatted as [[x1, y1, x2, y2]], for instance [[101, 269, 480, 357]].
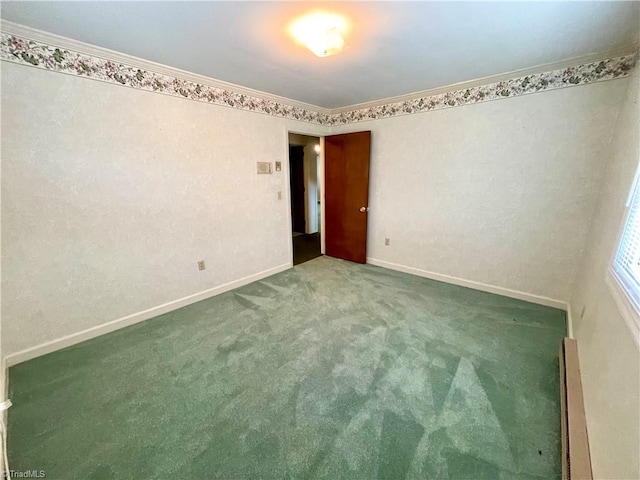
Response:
[[359, 206, 368, 213]]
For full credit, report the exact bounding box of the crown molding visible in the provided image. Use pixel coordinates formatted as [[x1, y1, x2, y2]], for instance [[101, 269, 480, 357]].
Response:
[[330, 46, 638, 115], [0, 20, 332, 117], [327, 51, 637, 125], [1, 20, 637, 126]]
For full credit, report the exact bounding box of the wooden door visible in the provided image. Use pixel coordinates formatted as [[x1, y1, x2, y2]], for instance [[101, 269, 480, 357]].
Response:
[[289, 145, 306, 233], [324, 131, 371, 263]]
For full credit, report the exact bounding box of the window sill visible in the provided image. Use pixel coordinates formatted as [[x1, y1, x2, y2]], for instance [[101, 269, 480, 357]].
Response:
[[605, 267, 640, 349]]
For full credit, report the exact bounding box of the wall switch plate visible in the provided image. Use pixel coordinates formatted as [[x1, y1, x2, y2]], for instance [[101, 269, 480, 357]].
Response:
[[385, 238, 390, 246], [257, 162, 273, 174], [275, 161, 282, 172], [277, 191, 282, 200], [198, 260, 206, 271]]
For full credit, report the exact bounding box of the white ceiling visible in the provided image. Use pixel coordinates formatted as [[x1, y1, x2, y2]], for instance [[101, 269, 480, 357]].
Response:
[[2, 1, 638, 109]]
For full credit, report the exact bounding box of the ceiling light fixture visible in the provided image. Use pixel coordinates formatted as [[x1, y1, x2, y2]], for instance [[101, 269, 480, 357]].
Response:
[[289, 12, 348, 58]]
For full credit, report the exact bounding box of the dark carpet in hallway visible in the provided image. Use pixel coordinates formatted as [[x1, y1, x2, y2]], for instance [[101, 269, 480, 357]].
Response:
[[293, 232, 321, 265]]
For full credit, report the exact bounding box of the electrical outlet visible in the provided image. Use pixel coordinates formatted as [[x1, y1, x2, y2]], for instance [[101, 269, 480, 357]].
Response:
[[198, 260, 206, 271], [385, 238, 390, 246], [278, 191, 282, 200]]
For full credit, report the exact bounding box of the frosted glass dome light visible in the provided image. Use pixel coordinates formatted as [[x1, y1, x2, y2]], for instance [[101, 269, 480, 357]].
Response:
[[289, 12, 348, 57]]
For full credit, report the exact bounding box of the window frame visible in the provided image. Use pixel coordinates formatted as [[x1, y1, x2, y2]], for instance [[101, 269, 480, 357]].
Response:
[[607, 163, 640, 348]]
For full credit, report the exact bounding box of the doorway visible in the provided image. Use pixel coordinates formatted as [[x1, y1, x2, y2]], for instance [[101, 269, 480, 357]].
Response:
[[288, 133, 322, 265], [324, 131, 371, 264]]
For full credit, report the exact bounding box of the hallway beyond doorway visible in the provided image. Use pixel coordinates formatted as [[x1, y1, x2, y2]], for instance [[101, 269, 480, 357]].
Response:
[[288, 132, 322, 266], [293, 232, 321, 265]]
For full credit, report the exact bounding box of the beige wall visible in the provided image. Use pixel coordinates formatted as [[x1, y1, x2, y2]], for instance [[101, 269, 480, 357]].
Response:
[[332, 79, 629, 303], [2, 56, 632, 355], [1, 62, 329, 358], [0, 90, 3, 403], [2, 48, 638, 475], [570, 66, 640, 479]]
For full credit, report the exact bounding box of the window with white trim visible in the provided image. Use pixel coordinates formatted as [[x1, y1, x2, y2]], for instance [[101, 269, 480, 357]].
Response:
[[609, 167, 640, 339]]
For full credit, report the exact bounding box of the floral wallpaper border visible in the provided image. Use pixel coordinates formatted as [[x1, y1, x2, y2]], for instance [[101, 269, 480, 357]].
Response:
[[330, 53, 637, 124], [0, 33, 329, 125], [1, 32, 637, 126]]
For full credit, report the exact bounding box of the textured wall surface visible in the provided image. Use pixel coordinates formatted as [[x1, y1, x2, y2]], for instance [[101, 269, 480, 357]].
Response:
[[570, 68, 640, 479], [1, 62, 329, 356], [332, 79, 629, 302], [2, 60, 630, 356], [0, 90, 3, 403]]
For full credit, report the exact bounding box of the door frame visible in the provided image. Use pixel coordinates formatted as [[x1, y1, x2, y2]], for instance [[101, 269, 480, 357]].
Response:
[[284, 127, 327, 267]]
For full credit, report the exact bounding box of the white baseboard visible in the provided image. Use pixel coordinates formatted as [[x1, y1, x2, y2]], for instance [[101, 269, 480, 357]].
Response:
[[5, 258, 570, 367], [566, 304, 574, 339], [367, 257, 569, 311], [5, 263, 291, 367]]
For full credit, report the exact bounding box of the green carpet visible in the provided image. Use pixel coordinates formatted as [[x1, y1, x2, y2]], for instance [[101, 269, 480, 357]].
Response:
[[8, 257, 565, 479]]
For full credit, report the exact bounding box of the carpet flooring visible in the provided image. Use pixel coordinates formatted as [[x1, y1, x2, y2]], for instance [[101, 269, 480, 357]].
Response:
[[8, 257, 566, 479]]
